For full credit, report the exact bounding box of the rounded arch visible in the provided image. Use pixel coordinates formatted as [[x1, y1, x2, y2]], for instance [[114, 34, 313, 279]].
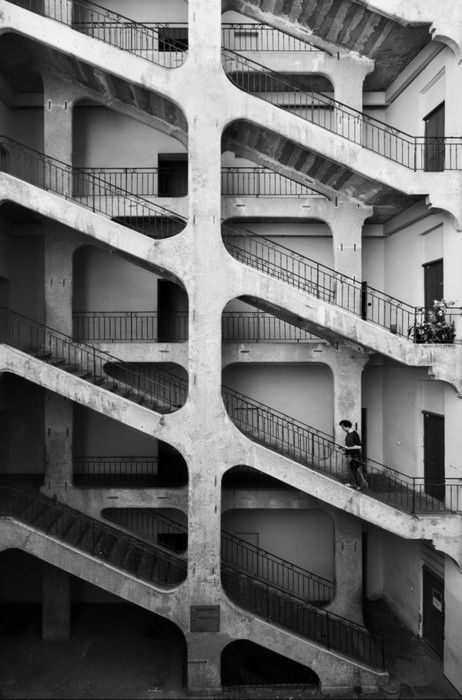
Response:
[[221, 640, 320, 687]]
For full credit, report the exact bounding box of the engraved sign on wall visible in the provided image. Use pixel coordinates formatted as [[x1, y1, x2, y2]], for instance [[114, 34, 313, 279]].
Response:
[[190, 605, 220, 632]]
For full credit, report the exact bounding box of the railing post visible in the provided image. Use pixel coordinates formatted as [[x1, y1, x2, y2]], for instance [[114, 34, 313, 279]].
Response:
[[361, 281, 368, 320], [411, 477, 416, 514]]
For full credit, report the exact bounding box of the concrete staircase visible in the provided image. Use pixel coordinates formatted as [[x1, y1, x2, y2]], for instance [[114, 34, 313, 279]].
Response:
[[229, 0, 432, 88], [0, 481, 386, 677]]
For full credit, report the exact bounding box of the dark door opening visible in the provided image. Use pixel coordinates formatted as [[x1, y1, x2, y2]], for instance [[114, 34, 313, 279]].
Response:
[[424, 102, 445, 172], [423, 412, 445, 502], [158, 27, 188, 52], [158, 154, 188, 197], [422, 566, 444, 658], [424, 258, 443, 312], [157, 280, 188, 342]]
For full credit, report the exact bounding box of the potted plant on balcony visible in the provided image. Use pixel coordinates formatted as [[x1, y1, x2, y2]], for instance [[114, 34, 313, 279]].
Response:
[[409, 299, 457, 343]]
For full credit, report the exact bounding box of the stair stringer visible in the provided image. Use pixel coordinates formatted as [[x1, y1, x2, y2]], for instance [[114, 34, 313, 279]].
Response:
[[224, 428, 462, 564], [0, 173, 190, 283], [0, 0, 182, 105], [0, 517, 188, 628], [220, 594, 389, 693], [228, 255, 461, 387], [223, 84, 462, 226], [0, 345, 189, 456]]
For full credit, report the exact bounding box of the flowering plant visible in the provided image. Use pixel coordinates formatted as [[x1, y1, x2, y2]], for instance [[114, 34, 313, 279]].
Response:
[[410, 299, 457, 343]]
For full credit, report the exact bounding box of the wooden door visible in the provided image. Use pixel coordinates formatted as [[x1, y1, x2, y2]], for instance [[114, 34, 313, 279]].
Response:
[[423, 412, 445, 502], [424, 103, 445, 172], [423, 566, 444, 657]]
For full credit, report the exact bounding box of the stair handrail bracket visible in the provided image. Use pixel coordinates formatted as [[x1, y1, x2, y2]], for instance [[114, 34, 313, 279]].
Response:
[[221, 48, 462, 171], [5, 0, 188, 68]]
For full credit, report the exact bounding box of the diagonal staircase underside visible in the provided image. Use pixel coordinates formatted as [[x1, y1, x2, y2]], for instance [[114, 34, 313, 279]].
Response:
[[0, 481, 386, 674], [229, 0, 432, 90]]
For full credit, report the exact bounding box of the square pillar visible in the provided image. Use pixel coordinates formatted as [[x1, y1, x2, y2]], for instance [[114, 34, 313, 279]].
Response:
[[42, 564, 71, 641], [326, 510, 364, 626]]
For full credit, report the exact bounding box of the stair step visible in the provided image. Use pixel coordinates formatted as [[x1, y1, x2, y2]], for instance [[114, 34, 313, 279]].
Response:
[[49, 357, 66, 366]]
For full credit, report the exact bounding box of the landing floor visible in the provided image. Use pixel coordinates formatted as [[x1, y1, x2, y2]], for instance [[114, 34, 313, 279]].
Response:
[[0, 601, 459, 699]]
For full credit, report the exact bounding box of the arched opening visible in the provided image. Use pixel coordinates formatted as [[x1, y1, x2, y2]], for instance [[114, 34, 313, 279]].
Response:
[[73, 245, 188, 343], [0, 549, 187, 694], [221, 640, 320, 687], [73, 404, 188, 488]]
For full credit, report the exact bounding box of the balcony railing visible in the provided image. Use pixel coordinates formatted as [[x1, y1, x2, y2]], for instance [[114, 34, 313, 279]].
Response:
[[223, 49, 462, 171], [73, 311, 188, 343], [221, 23, 322, 52], [72, 310, 318, 343], [222, 225, 461, 342], [221, 167, 326, 197], [7, 0, 187, 67], [73, 456, 186, 487], [73, 167, 187, 198]]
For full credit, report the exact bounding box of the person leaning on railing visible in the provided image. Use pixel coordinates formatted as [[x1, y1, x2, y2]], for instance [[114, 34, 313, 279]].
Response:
[[339, 419, 368, 491]]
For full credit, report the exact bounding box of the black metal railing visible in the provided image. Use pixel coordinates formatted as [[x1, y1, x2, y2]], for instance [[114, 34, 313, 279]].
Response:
[[222, 566, 384, 668], [103, 507, 188, 553], [99, 502, 334, 603], [7, 0, 188, 67], [0, 482, 186, 586], [221, 167, 326, 197], [0, 307, 188, 412], [222, 223, 461, 342], [222, 311, 316, 342], [72, 309, 317, 343], [73, 167, 188, 198], [73, 311, 189, 343], [221, 24, 322, 52], [0, 137, 186, 239], [222, 385, 462, 514], [222, 49, 462, 171]]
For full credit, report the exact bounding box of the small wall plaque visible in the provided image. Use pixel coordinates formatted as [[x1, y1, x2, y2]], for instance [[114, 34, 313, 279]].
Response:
[[190, 605, 220, 632]]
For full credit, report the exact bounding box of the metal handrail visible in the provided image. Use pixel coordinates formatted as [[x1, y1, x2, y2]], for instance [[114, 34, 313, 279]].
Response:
[[222, 564, 385, 669], [7, 0, 188, 67], [73, 167, 188, 197], [73, 455, 187, 487], [222, 48, 462, 171], [101, 493, 334, 602], [222, 385, 462, 514], [0, 482, 187, 585], [0, 137, 186, 240], [222, 221, 461, 341], [0, 306, 188, 412]]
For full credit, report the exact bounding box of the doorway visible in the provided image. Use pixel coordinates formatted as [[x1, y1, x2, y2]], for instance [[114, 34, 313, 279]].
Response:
[[422, 566, 444, 657], [157, 154, 188, 196], [424, 102, 445, 172], [423, 259, 443, 318], [423, 412, 445, 502]]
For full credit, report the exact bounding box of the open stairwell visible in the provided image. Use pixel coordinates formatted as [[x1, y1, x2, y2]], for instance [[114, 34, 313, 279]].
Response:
[[0, 307, 187, 430], [222, 49, 462, 204], [0, 482, 386, 676], [222, 221, 461, 380]]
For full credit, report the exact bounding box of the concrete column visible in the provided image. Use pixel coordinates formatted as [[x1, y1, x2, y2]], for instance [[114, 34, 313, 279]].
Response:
[[42, 223, 76, 496], [43, 75, 74, 196], [444, 556, 462, 694], [332, 350, 368, 446], [326, 510, 364, 626], [333, 57, 373, 113], [42, 564, 71, 641], [184, 0, 227, 693], [330, 202, 370, 285]]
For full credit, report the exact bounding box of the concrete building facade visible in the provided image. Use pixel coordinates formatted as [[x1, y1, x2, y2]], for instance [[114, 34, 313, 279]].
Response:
[[0, 0, 461, 695]]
